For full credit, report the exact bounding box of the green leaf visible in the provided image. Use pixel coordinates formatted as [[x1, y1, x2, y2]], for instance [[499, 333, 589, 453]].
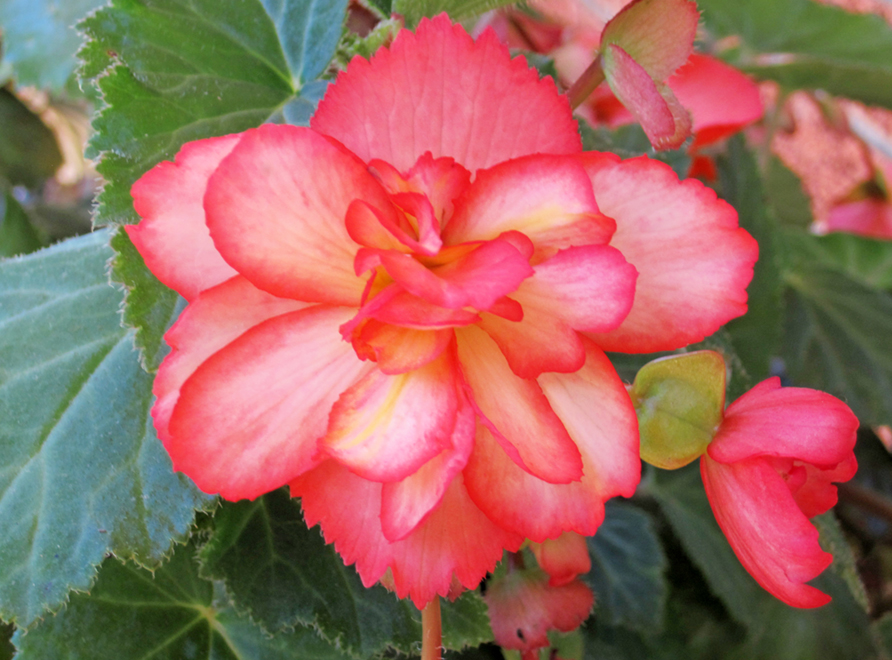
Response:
[[650, 465, 763, 629], [199, 489, 492, 657], [367, 0, 393, 16], [79, 0, 348, 367], [394, 0, 517, 25], [584, 502, 667, 632], [784, 229, 892, 291], [0, 192, 44, 257], [0, 0, 107, 90], [0, 89, 62, 188], [781, 259, 892, 425], [764, 156, 813, 230], [717, 137, 784, 383], [12, 542, 351, 660], [698, 0, 892, 109], [0, 231, 212, 626], [812, 512, 870, 613]]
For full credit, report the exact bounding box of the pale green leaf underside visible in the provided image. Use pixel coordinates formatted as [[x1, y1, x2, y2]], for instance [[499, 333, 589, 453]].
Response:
[[0, 231, 211, 626]]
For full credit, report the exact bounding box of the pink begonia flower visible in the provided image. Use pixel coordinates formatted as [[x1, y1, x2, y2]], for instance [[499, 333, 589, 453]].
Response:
[[483, 560, 594, 657], [126, 16, 757, 607], [701, 377, 859, 608]]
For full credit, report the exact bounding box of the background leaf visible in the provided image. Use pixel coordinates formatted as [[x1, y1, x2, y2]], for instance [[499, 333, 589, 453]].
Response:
[[12, 542, 350, 660], [698, 0, 892, 108], [584, 502, 667, 632], [0, 88, 62, 188], [717, 138, 784, 383], [0, 0, 107, 90], [0, 231, 211, 626], [781, 259, 892, 426], [394, 0, 517, 25], [0, 192, 44, 257], [199, 489, 492, 658]]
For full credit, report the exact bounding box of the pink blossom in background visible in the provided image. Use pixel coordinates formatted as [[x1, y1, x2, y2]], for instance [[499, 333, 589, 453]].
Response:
[[701, 377, 859, 608], [126, 15, 757, 607]]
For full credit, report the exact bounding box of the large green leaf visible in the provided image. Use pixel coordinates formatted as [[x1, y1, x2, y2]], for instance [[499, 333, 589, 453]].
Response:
[[781, 259, 892, 425], [698, 0, 892, 108], [718, 138, 784, 383], [0, 231, 211, 626], [12, 542, 350, 660], [79, 0, 348, 368], [784, 230, 892, 291], [0, 0, 106, 90], [199, 489, 492, 658], [394, 0, 517, 25], [584, 502, 667, 632]]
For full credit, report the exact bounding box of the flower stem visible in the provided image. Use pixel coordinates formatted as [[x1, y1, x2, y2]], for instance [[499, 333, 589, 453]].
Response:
[[566, 54, 605, 110], [421, 597, 442, 660]]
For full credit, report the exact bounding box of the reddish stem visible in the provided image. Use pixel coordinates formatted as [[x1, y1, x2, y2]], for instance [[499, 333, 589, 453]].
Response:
[[422, 597, 442, 660], [566, 54, 605, 110]]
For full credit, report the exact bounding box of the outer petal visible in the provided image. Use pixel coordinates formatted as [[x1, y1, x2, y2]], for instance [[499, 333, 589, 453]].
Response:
[[153, 276, 308, 444], [321, 350, 459, 482], [380, 384, 477, 541], [602, 45, 691, 151], [127, 135, 239, 300], [708, 377, 859, 467], [456, 326, 583, 484], [463, 341, 640, 540], [701, 454, 833, 608], [443, 154, 611, 249], [311, 15, 581, 173], [168, 306, 373, 500], [204, 124, 391, 305], [292, 462, 523, 608], [669, 54, 764, 151], [581, 153, 758, 352]]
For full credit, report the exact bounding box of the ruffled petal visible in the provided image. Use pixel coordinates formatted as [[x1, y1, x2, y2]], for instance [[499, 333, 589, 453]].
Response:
[[580, 153, 758, 352], [669, 54, 764, 151], [479, 306, 586, 379], [204, 124, 391, 305], [380, 386, 476, 541], [443, 154, 610, 249], [701, 454, 833, 608], [292, 462, 523, 608], [708, 377, 859, 468], [456, 326, 583, 484], [519, 244, 637, 332], [321, 350, 459, 482], [168, 306, 373, 500], [602, 45, 691, 151], [464, 341, 640, 540], [790, 455, 858, 519], [127, 135, 239, 300], [353, 321, 453, 374], [152, 276, 308, 444], [311, 15, 581, 174]]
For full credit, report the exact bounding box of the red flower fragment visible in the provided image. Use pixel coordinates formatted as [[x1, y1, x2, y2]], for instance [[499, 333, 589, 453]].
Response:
[[126, 16, 757, 607], [701, 377, 859, 608]]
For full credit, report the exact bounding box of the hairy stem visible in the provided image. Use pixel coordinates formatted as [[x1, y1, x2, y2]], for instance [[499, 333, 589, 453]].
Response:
[[422, 597, 442, 660]]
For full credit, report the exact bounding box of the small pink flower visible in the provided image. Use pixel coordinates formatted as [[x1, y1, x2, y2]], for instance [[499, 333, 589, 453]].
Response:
[[700, 377, 859, 608], [483, 557, 594, 656], [126, 16, 757, 607]]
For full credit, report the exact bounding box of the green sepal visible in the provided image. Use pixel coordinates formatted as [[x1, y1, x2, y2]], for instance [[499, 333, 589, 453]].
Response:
[[630, 351, 727, 469]]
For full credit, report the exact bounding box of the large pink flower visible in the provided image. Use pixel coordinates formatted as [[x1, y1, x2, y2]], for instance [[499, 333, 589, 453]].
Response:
[[126, 16, 757, 607], [701, 377, 859, 608]]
